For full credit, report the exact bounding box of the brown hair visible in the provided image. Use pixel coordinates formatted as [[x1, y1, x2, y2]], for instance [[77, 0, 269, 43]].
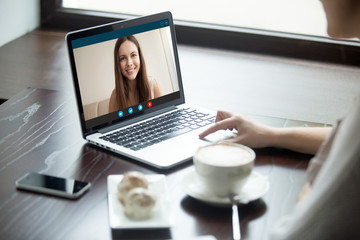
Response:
[[113, 35, 151, 109]]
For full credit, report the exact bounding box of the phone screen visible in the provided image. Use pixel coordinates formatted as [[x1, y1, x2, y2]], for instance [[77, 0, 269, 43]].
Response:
[[16, 173, 91, 199]]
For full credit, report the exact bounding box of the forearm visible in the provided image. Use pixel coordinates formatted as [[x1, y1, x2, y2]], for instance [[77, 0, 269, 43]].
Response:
[[267, 127, 332, 155]]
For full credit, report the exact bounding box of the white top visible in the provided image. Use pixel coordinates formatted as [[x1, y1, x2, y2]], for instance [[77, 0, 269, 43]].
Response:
[[270, 91, 360, 240]]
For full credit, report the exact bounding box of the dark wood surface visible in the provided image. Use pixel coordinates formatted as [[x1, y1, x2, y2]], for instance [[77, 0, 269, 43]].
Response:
[[0, 88, 311, 240], [0, 30, 73, 101], [0, 29, 313, 240]]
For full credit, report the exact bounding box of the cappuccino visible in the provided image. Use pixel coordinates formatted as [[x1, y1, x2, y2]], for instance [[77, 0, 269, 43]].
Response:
[[193, 143, 255, 197], [196, 144, 253, 167]]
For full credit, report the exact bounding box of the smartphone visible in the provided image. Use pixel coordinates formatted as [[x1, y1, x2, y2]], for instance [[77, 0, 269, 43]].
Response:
[[16, 172, 91, 199]]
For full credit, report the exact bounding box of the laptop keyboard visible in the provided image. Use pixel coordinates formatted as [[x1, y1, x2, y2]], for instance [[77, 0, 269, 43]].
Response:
[[100, 108, 215, 151]]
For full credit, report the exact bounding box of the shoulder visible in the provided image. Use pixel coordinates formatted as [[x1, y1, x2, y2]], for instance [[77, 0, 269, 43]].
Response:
[[109, 89, 117, 104]]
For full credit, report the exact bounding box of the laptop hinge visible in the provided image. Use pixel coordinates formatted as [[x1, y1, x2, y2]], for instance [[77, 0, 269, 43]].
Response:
[[98, 105, 177, 134]]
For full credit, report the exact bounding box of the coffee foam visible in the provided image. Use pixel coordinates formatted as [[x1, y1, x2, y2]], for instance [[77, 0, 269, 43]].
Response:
[[196, 144, 253, 167]]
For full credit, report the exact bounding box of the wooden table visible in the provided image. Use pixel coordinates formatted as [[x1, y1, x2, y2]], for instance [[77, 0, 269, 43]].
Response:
[[0, 88, 311, 240], [0, 30, 72, 102]]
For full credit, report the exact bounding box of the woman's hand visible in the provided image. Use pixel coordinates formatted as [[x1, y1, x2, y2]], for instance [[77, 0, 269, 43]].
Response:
[[199, 110, 275, 149], [199, 110, 331, 154]]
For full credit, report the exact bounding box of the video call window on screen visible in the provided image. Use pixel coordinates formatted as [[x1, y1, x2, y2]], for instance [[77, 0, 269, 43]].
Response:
[[72, 22, 180, 124]]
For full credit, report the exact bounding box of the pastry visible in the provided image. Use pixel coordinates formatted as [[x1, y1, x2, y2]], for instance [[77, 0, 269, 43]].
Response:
[[117, 171, 148, 205], [123, 187, 156, 220], [117, 171, 156, 220]]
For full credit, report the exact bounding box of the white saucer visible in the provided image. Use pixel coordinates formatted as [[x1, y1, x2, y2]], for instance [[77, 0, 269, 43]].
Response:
[[181, 170, 270, 207], [107, 174, 174, 229]]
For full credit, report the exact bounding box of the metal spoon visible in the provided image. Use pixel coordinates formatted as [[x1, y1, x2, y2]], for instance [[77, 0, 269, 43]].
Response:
[[229, 194, 241, 240]]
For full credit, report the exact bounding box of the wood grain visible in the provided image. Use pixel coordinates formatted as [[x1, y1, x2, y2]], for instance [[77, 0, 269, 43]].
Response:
[[0, 88, 311, 240]]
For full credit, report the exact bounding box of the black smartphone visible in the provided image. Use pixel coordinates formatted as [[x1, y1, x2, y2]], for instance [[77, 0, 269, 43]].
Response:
[[16, 172, 91, 199]]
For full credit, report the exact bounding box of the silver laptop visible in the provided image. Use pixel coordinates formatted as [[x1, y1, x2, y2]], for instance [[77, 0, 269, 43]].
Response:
[[66, 11, 231, 169]]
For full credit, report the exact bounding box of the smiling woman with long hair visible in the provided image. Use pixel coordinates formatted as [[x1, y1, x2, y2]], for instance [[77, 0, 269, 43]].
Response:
[[109, 35, 162, 112]]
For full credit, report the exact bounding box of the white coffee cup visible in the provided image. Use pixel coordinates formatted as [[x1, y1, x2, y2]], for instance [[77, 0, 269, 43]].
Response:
[[193, 143, 255, 197]]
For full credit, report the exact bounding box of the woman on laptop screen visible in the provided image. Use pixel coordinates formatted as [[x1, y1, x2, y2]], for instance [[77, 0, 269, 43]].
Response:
[[109, 35, 162, 112]]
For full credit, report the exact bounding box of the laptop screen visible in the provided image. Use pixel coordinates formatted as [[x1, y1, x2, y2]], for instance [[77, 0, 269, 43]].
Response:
[[66, 12, 184, 135]]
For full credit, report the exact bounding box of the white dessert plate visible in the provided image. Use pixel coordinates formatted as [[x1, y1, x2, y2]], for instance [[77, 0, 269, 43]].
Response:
[[181, 170, 270, 207], [107, 174, 174, 229]]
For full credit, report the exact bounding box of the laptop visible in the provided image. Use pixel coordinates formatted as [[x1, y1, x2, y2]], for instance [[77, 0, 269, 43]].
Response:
[[66, 11, 232, 169]]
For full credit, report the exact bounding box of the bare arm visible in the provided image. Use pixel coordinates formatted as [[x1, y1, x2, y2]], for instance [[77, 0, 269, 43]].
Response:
[[271, 126, 330, 155], [152, 78, 162, 98], [199, 110, 331, 155]]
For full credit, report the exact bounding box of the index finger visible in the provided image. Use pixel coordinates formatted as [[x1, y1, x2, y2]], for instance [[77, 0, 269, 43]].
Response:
[[199, 118, 237, 139]]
